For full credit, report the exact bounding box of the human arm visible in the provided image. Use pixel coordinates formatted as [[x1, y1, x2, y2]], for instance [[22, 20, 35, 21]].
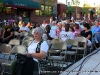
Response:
[[26, 41, 49, 60], [46, 32, 53, 40], [2, 30, 5, 39], [30, 51, 46, 59], [6, 31, 14, 39], [18, 27, 28, 33], [0, 29, 2, 36], [18, 30, 26, 33]]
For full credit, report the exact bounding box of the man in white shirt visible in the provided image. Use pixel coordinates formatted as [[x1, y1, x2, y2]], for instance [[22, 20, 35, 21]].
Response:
[[18, 21, 29, 32], [42, 25, 56, 40], [60, 31, 74, 41], [59, 25, 74, 42]]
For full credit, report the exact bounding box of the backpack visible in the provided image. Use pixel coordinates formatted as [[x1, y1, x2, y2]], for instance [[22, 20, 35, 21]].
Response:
[[15, 40, 43, 75]]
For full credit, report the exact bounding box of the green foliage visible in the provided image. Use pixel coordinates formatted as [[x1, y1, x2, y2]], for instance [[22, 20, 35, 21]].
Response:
[[66, 6, 74, 14], [42, 10, 52, 16], [81, 4, 91, 15], [0, 0, 4, 12], [39, 0, 54, 16], [0, 0, 6, 13], [39, 0, 54, 5], [2, 26, 7, 30], [71, 0, 80, 6]]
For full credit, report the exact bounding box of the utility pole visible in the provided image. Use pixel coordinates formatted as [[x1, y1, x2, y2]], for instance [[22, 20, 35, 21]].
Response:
[[66, 0, 68, 19]]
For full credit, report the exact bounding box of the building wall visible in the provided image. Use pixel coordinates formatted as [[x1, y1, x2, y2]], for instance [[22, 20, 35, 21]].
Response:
[[30, 11, 50, 23], [57, 4, 66, 16], [30, 0, 57, 23], [57, 4, 96, 20]]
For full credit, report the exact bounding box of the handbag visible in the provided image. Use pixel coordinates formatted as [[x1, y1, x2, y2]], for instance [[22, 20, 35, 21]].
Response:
[[15, 53, 34, 75]]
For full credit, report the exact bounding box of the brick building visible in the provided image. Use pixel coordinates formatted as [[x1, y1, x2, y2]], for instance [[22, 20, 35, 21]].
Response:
[[30, 0, 57, 23], [57, 3, 96, 20], [0, 0, 57, 23]]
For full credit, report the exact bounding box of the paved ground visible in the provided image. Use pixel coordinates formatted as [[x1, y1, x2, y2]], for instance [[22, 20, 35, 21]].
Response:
[[0, 66, 67, 75]]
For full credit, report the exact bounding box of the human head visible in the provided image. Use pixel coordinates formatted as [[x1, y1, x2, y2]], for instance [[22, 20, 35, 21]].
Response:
[[70, 22, 75, 27], [58, 22, 62, 29], [33, 27, 44, 40], [43, 20, 46, 23], [14, 22, 18, 27], [52, 21, 56, 26], [69, 26, 75, 32], [36, 23, 40, 27], [94, 21, 99, 26], [7, 24, 12, 29], [83, 23, 90, 30], [74, 22, 80, 29], [45, 25, 51, 32], [62, 21, 66, 27], [65, 24, 69, 32], [22, 21, 26, 26]]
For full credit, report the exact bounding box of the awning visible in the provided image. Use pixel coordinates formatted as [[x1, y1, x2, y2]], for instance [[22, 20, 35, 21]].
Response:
[[1, 0, 41, 10]]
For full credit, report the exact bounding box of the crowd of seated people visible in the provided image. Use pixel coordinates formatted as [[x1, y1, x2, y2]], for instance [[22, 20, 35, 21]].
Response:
[[1, 17, 100, 75], [0, 18, 100, 50]]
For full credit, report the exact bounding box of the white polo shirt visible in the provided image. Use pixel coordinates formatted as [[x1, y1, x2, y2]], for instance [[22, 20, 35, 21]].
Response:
[[27, 41, 49, 62]]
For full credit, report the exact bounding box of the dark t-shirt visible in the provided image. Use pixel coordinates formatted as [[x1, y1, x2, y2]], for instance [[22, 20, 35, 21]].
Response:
[[4, 28, 14, 38], [13, 26, 20, 31], [80, 30, 92, 41]]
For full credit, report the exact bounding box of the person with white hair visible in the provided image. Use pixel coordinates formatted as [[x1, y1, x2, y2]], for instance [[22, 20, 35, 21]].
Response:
[[74, 22, 83, 37], [61, 21, 66, 31], [51, 21, 57, 31], [55, 22, 62, 37], [11, 27, 49, 75]]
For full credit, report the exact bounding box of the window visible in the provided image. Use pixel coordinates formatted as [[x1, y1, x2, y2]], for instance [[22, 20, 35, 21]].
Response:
[[35, 10, 40, 15], [35, 5, 53, 16], [41, 5, 44, 10], [5, 7, 17, 15]]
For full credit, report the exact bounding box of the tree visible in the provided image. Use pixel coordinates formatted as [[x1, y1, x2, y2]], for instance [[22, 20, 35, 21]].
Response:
[[0, 0, 4, 12], [71, 0, 80, 19], [81, 4, 91, 15], [71, 0, 80, 6], [96, 5, 100, 17]]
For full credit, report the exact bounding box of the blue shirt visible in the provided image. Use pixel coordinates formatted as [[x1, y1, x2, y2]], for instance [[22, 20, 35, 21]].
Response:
[[91, 26, 100, 34], [51, 26, 58, 31]]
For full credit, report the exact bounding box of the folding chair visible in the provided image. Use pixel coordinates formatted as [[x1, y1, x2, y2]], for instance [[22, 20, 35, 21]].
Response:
[[48, 38, 63, 53], [21, 40, 32, 51], [61, 39, 78, 64], [48, 42, 67, 71], [0, 44, 12, 75], [8, 39, 20, 48], [14, 31, 19, 38], [22, 36, 33, 42], [72, 37, 87, 58], [9, 39, 20, 46], [0, 45, 26, 75]]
